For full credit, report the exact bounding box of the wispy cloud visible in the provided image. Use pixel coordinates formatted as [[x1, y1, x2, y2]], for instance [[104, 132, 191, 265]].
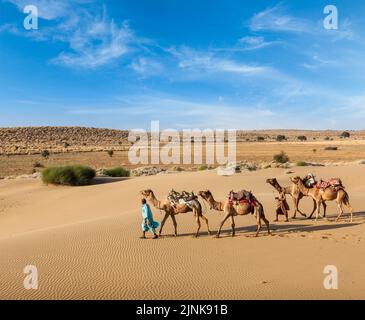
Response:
[[168, 46, 270, 75], [6, 0, 78, 20], [5, 1, 144, 69], [250, 4, 311, 33], [237, 36, 277, 50], [129, 57, 164, 78]]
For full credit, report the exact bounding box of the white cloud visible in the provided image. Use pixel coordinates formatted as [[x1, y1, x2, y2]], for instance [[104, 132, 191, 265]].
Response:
[[129, 57, 164, 77], [168, 46, 270, 75], [5, 1, 141, 69], [237, 36, 276, 50], [250, 4, 312, 33], [51, 19, 134, 68], [6, 0, 76, 20]]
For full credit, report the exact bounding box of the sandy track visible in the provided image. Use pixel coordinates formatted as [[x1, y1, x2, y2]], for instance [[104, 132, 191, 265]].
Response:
[[0, 166, 365, 299]]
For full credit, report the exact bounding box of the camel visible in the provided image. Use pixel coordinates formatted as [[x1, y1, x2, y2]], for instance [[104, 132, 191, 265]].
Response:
[[290, 177, 353, 222], [198, 190, 271, 238], [266, 178, 317, 219], [140, 189, 211, 237]]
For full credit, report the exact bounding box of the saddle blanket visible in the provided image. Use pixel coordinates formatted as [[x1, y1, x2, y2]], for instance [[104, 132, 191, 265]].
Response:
[[316, 178, 342, 190]]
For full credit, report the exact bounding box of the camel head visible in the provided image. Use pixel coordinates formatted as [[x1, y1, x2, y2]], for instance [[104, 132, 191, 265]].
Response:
[[266, 178, 278, 185], [290, 176, 301, 184], [140, 189, 153, 198], [198, 190, 212, 200]]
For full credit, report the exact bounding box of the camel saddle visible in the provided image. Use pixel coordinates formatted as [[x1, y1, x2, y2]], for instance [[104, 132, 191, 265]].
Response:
[[228, 190, 256, 208], [316, 178, 343, 191], [168, 190, 197, 209]]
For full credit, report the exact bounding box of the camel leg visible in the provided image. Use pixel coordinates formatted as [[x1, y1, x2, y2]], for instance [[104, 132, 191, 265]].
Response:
[[335, 200, 344, 223], [308, 199, 317, 219], [255, 214, 262, 237], [230, 216, 235, 237], [216, 212, 231, 238], [158, 212, 170, 236], [258, 205, 271, 235], [343, 199, 353, 223], [291, 196, 298, 219], [200, 214, 212, 235], [315, 201, 323, 221], [171, 214, 178, 236], [296, 198, 307, 218], [322, 202, 327, 220], [194, 212, 201, 238]]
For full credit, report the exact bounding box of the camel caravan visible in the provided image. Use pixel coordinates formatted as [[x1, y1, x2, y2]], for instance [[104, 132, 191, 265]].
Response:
[[140, 173, 353, 239]]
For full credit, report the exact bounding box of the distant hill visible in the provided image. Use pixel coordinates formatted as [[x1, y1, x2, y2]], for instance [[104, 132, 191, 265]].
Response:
[[0, 126, 364, 155]]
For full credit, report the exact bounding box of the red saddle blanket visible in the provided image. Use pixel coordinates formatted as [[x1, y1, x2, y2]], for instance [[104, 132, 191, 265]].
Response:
[[227, 190, 256, 207], [316, 178, 342, 190]]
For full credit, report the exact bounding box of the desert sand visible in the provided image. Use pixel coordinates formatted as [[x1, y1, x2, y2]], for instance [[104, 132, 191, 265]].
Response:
[[0, 164, 365, 299]]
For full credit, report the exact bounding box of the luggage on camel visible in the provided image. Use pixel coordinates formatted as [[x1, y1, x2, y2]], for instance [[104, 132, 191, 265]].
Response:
[[168, 190, 197, 209], [316, 178, 343, 191], [303, 173, 317, 188], [227, 190, 256, 213]]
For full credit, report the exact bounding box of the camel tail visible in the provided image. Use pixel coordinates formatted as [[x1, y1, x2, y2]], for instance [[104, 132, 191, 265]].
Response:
[[258, 203, 266, 219], [195, 200, 203, 215], [344, 192, 350, 205]]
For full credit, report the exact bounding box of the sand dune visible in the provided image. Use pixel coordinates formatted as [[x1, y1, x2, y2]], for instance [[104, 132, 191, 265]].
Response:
[[0, 165, 365, 299]]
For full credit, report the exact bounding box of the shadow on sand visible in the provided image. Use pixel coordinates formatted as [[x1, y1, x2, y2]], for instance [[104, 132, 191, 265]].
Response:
[[91, 177, 130, 185], [158, 212, 365, 238]]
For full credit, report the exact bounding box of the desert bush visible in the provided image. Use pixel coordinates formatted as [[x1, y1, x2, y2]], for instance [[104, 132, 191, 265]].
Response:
[[273, 151, 289, 164], [340, 131, 350, 138], [297, 136, 307, 141], [257, 136, 265, 142], [325, 146, 338, 151], [42, 165, 96, 186], [313, 148, 317, 153], [276, 135, 286, 142], [107, 150, 114, 157], [324, 137, 330, 141], [102, 167, 130, 177], [296, 161, 307, 167], [198, 164, 208, 171], [41, 150, 50, 159]]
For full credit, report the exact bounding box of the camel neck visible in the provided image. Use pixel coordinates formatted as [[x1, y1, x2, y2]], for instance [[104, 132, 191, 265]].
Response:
[[297, 180, 309, 195], [149, 193, 161, 209], [208, 194, 223, 210]]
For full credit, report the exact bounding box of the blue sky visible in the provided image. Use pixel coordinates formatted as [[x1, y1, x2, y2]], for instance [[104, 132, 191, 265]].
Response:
[[1, 0, 365, 130]]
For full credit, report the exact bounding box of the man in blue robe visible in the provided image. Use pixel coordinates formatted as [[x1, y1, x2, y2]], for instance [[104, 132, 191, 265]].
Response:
[[141, 198, 159, 239]]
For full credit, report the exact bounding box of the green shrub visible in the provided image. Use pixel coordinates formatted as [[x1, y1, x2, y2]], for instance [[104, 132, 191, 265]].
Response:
[[198, 164, 208, 171], [296, 161, 307, 167], [102, 167, 130, 177], [42, 165, 96, 186], [273, 151, 289, 164]]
